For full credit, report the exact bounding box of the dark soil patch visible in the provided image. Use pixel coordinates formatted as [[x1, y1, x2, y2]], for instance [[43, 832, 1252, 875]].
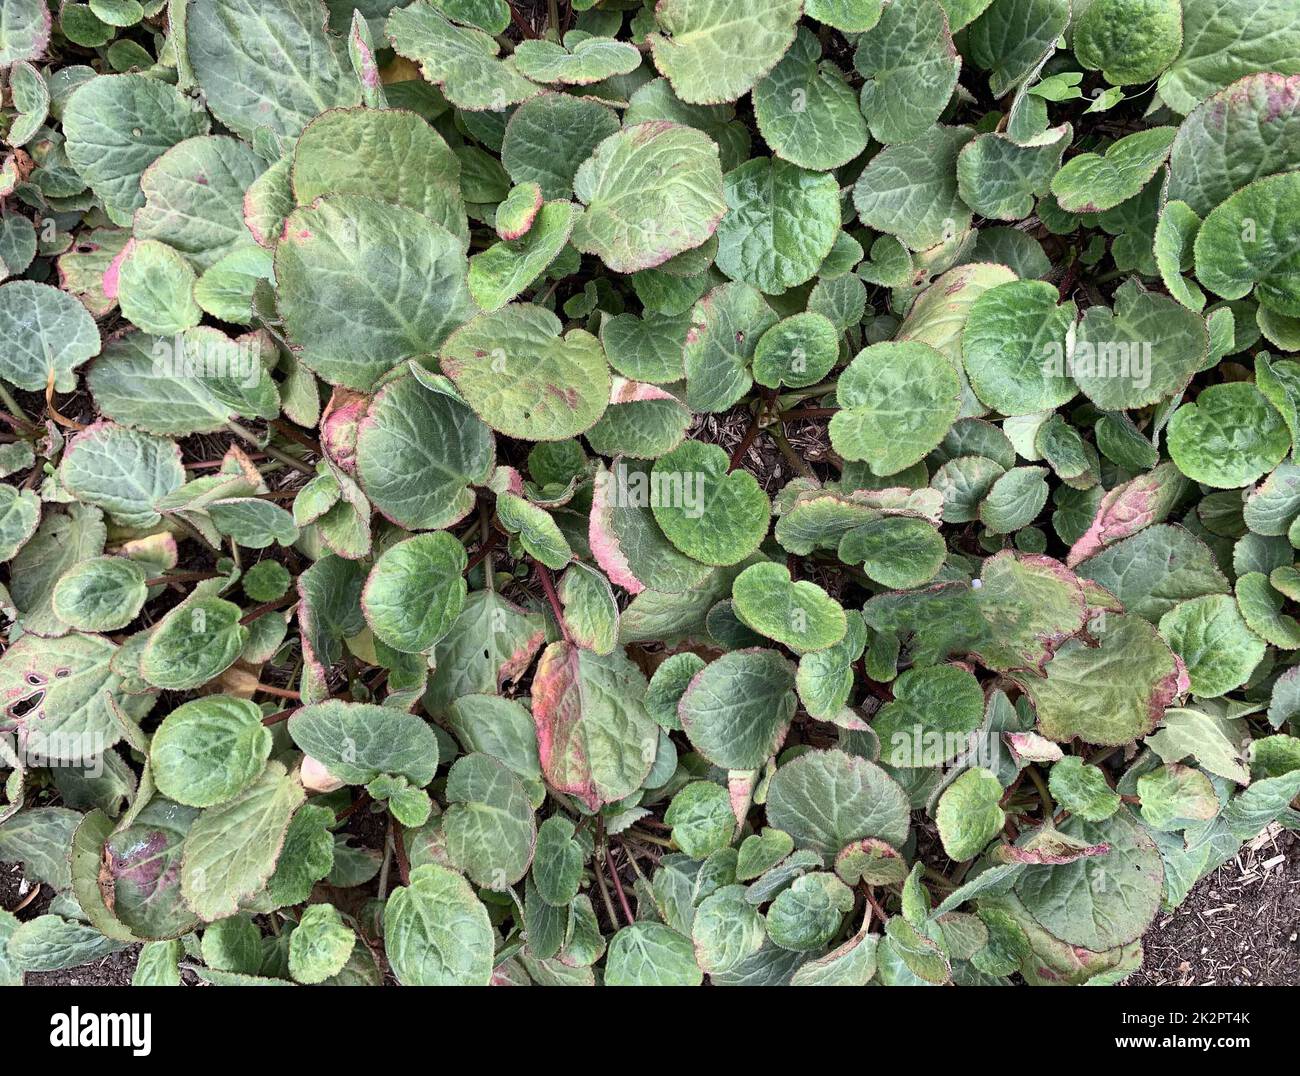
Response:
[[1129, 826, 1299, 986]]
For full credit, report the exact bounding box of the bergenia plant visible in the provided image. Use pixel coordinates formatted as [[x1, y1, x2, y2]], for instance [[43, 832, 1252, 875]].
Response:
[[0, 0, 1297, 988]]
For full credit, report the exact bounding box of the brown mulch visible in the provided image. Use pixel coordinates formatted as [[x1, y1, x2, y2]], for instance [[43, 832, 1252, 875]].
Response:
[[1128, 826, 1299, 987]]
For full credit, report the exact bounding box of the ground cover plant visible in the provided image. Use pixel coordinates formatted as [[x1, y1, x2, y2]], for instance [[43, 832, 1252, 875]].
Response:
[[0, 0, 1298, 989]]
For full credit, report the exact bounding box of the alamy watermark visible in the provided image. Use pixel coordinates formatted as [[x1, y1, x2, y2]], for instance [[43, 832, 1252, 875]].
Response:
[[151, 334, 262, 389], [602, 460, 706, 519], [1042, 338, 1152, 391]]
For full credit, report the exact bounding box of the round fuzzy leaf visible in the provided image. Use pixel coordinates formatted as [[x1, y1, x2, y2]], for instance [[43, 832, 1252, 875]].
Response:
[[1071, 280, 1208, 410], [443, 753, 536, 889], [965, 0, 1068, 97], [186, 0, 361, 140], [1158, 593, 1265, 697], [134, 136, 267, 271], [796, 610, 867, 719], [715, 156, 841, 294], [967, 276, 1076, 415], [973, 551, 1088, 673], [355, 373, 494, 531], [570, 121, 726, 275], [557, 563, 618, 655], [1049, 756, 1122, 822], [1169, 74, 1300, 218], [150, 696, 272, 809], [766, 872, 854, 951], [665, 780, 735, 858], [276, 194, 474, 391], [292, 107, 466, 244], [58, 422, 184, 529], [384, 864, 493, 986], [1014, 614, 1185, 746], [937, 767, 1005, 860], [766, 748, 911, 855], [104, 799, 200, 940], [583, 383, 692, 461], [140, 596, 248, 691], [1074, 0, 1181, 85], [1154, 199, 1206, 311], [531, 641, 657, 810], [116, 239, 202, 336], [647, 0, 802, 106], [692, 884, 766, 973], [956, 126, 1070, 222], [62, 73, 210, 220], [1194, 172, 1300, 316], [605, 922, 702, 986], [854, 0, 960, 146], [495, 182, 542, 241], [50, 555, 147, 631], [386, 2, 539, 112], [646, 652, 705, 731], [441, 304, 609, 441], [600, 310, 690, 385], [288, 701, 440, 787], [1167, 383, 1289, 489], [839, 516, 946, 589], [501, 91, 621, 201], [678, 648, 796, 769], [362, 532, 468, 654], [753, 312, 839, 390], [683, 282, 778, 413], [1014, 811, 1162, 951], [753, 28, 868, 171], [1074, 524, 1228, 622], [852, 124, 973, 250], [731, 562, 847, 653], [829, 341, 961, 476], [0, 281, 101, 391], [1236, 572, 1300, 650], [0, 0, 50, 67], [289, 903, 355, 985], [1049, 127, 1176, 214], [513, 36, 641, 85], [650, 440, 771, 566], [874, 663, 984, 768]]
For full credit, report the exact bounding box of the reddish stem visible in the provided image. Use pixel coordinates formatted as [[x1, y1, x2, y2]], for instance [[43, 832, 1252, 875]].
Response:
[[534, 561, 571, 642]]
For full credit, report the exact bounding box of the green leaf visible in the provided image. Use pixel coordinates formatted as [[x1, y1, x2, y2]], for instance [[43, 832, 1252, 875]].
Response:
[[186, 0, 361, 140], [766, 871, 854, 951], [532, 814, 584, 905], [501, 91, 621, 200], [766, 748, 911, 856], [445, 694, 541, 780], [683, 282, 778, 412], [180, 761, 305, 922], [0, 281, 101, 391], [829, 341, 961, 475], [1158, 593, 1265, 697], [678, 649, 797, 769], [557, 563, 618, 655], [1137, 763, 1219, 830], [839, 516, 947, 589], [441, 305, 609, 441], [665, 780, 735, 857], [854, 0, 960, 146], [276, 195, 474, 390], [643, 440, 769, 565], [852, 124, 974, 250], [116, 239, 202, 336], [0, 484, 39, 564], [1048, 756, 1121, 821], [956, 125, 1070, 222], [150, 696, 272, 808], [1050, 127, 1176, 214], [425, 589, 545, 715], [140, 595, 248, 691], [1074, 523, 1227, 621], [874, 663, 985, 768], [6, 915, 126, 973], [753, 28, 868, 171], [443, 753, 536, 888], [1194, 172, 1300, 316], [0, 0, 50, 67], [752, 312, 840, 390], [288, 701, 440, 786], [1167, 383, 1289, 489], [513, 35, 641, 85], [292, 106, 467, 244], [1074, 0, 1182, 85], [288, 903, 356, 984], [715, 156, 841, 293], [468, 199, 576, 312], [1013, 613, 1186, 746], [730, 562, 846, 654], [937, 767, 1005, 860], [647, 0, 802, 106], [362, 532, 468, 654], [692, 884, 766, 972], [605, 922, 702, 985], [570, 121, 726, 274], [384, 863, 494, 985]]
